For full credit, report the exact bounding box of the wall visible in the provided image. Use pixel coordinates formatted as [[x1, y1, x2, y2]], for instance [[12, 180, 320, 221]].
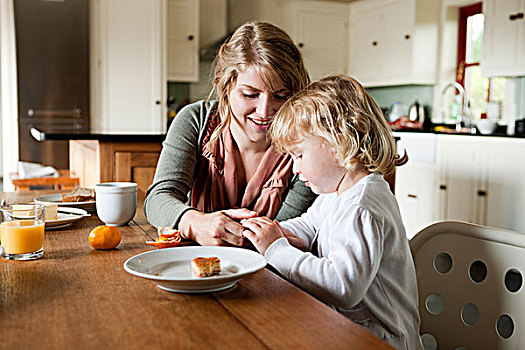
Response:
[[367, 85, 434, 120]]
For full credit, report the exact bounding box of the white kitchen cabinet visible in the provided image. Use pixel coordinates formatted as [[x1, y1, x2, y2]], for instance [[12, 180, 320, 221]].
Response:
[[394, 132, 440, 238], [397, 133, 525, 238], [396, 162, 440, 239], [167, 0, 199, 82], [348, 0, 439, 87], [436, 135, 488, 225], [229, 0, 349, 82], [293, 1, 349, 81], [482, 0, 525, 77], [90, 0, 166, 133], [483, 138, 525, 232]]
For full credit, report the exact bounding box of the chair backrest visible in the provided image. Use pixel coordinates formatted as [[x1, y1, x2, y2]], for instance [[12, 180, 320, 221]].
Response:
[[410, 221, 525, 350]]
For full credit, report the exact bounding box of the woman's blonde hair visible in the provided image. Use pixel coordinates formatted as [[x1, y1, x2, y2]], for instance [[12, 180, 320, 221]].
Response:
[[269, 75, 407, 176], [207, 21, 310, 149]]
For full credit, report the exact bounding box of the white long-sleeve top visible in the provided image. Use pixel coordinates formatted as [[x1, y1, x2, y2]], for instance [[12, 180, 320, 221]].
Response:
[[266, 173, 423, 350]]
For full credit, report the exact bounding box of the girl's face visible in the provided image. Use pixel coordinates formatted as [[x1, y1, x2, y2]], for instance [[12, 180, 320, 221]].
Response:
[[228, 66, 291, 146], [290, 136, 348, 195]]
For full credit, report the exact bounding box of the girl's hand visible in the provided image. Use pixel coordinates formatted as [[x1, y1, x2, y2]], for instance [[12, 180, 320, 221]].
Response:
[[280, 227, 307, 251], [179, 208, 258, 246], [241, 217, 285, 255]]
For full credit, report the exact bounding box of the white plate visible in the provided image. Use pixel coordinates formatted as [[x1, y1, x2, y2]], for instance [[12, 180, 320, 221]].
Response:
[[123, 246, 267, 293], [35, 193, 95, 212], [45, 207, 90, 229]]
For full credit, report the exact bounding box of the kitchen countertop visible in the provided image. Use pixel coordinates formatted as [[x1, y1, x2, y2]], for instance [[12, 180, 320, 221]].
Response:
[[30, 127, 166, 142], [391, 125, 525, 138]]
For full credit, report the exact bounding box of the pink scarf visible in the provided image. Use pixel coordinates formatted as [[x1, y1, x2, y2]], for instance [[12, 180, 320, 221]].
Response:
[[191, 114, 293, 218]]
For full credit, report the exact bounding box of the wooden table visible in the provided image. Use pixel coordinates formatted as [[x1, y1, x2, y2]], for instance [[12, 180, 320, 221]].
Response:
[[0, 190, 393, 349]]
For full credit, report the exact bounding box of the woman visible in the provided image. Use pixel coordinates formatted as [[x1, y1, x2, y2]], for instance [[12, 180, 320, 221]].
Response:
[[144, 21, 316, 246]]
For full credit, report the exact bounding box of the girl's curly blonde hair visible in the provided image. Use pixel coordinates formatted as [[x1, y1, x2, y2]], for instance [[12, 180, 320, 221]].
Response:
[[269, 75, 407, 176]]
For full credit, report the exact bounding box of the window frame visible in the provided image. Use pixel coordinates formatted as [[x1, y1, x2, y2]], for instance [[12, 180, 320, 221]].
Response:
[[457, 2, 496, 104]]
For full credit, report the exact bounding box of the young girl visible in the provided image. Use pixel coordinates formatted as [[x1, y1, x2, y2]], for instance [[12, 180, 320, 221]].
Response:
[[242, 75, 423, 350]]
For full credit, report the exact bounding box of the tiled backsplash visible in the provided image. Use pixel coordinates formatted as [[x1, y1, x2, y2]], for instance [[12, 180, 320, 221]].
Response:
[[366, 85, 434, 120], [167, 82, 190, 111], [367, 77, 525, 123]]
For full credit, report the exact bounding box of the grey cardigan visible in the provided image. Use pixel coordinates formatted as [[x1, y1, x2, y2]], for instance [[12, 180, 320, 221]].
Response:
[[144, 100, 317, 229]]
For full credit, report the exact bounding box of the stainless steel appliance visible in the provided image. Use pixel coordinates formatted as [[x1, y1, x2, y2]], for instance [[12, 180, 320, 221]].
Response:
[[15, 0, 89, 169]]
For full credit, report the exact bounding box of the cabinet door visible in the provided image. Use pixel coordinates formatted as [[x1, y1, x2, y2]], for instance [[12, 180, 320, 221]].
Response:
[[91, 0, 166, 133], [167, 0, 199, 82], [437, 136, 487, 225], [348, 0, 437, 86], [395, 163, 439, 239], [349, 0, 415, 85], [484, 140, 525, 232], [482, 0, 525, 77], [348, 1, 384, 83], [394, 133, 439, 238], [381, 0, 413, 81], [294, 2, 348, 81], [114, 151, 161, 193]]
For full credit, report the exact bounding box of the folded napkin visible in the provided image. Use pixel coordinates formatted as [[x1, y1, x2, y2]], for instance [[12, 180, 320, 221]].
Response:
[[17, 161, 59, 179]]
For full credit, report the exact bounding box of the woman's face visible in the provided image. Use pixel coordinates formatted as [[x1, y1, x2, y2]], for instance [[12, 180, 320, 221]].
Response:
[[228, 66, 290, 146]]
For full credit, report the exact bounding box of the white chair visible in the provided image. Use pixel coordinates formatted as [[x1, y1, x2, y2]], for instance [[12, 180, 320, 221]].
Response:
[[410, 221, 525, 350]]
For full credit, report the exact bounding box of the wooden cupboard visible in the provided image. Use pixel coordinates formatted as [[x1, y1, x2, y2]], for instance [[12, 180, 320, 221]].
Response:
[[69, 140, 162, 193]]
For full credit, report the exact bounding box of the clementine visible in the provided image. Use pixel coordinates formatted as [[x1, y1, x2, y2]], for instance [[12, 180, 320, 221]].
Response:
[[88, 225, 121, 250]]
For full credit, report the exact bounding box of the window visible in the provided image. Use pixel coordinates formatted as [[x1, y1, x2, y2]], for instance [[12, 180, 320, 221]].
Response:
[[457, 3, 505, 120]]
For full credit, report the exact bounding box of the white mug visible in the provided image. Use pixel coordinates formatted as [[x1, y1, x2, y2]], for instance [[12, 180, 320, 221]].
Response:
[[95, 182, 137, 226]]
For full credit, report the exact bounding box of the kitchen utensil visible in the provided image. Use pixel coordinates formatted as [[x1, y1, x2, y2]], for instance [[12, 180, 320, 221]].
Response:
[[476, 119, 497, 135], [408, 100, 426, 123], [389, 102, 409, 122]]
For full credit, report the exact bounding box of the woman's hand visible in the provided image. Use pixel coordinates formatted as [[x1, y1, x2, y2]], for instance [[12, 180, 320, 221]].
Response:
[[179, 209, 258, 246], [241, 217, 286, 255]]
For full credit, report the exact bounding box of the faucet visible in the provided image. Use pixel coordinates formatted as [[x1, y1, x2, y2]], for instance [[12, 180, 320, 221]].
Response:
[[441, 82, 467, 132]]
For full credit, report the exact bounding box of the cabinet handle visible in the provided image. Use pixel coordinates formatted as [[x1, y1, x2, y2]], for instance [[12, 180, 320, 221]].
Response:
[[188, 35, 194, 41], [372, 40, 378, 46], [155, 100, 161, 105], [439, 185, 447, 190], [407, 194, 417, 199], [404, 34, 411, 40], [298, 42, 304, 48], [477, 190, 486, 197], [509, 13, 523, 20]]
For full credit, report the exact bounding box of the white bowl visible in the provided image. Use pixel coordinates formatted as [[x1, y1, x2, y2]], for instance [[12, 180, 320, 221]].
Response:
[[476, 119, 497, 135], [95, 182, 137, 226]]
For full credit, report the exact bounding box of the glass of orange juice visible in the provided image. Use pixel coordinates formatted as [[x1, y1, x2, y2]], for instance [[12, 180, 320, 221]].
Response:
[[0, 204, 45, 260]]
